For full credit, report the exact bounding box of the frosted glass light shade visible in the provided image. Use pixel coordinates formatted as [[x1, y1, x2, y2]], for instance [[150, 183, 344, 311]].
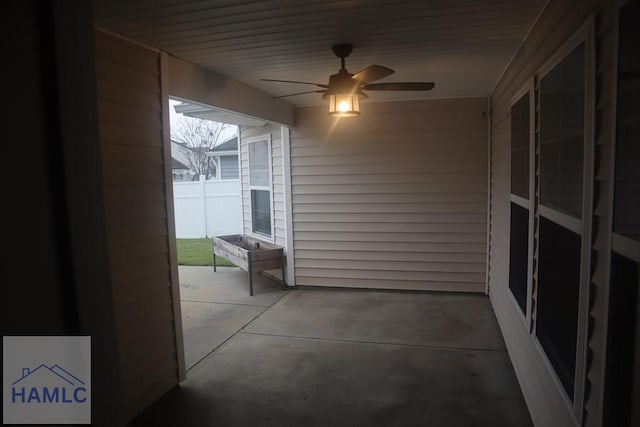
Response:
[[328, 93, 360, 117]]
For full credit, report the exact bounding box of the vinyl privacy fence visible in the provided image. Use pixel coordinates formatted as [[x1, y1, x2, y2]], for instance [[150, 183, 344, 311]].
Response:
[[173, 177, 243, 238]]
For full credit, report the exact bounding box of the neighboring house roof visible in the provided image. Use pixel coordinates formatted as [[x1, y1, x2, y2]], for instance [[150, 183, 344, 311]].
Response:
[[171, 140, 195, 167], [172, 158, 189, 170], [171, 138, 237, 176], [210, 137, 238, 153]]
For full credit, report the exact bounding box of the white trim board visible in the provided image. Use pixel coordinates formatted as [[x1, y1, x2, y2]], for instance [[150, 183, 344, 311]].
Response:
[[161, 51, 186, 382], [167, 55, 294, 128], [281, 126, 296, 287]]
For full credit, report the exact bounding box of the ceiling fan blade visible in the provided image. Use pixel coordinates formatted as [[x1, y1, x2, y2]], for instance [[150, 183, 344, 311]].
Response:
[[362, 82, 435, 91], [261, 78, 328, 88], [351, 65, 394, 84], [270, 90, 326, 99]]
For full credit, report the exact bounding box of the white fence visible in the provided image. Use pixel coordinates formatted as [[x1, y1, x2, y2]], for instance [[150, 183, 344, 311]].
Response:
[[173, 177, 243, 238]]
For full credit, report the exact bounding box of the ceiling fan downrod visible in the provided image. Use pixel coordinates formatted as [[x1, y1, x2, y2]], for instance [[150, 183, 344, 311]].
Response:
[[332, 43, 353, 71]]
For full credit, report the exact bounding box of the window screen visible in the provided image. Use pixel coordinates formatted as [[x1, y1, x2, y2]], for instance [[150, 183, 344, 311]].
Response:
[[249, 140, 269, 187], [251, 190, 271, 236], [613, 3, 640, 240], [511, 93, 530, 198], [603, 252, 639, 427], [536, 217, 581, 399], [540, 44, 585, 218], [509, 203, 529, 313], [248, 139, 271, 237]]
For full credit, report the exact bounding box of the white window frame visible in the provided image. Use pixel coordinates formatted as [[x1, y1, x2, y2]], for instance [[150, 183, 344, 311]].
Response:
[[247, 135, 274, 242], [508, 79, 535, 327], [532, 19, 595, 423]]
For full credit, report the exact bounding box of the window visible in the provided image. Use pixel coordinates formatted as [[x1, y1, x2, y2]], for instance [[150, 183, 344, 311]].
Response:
[[604, 253, 639, 427], [540, 45, 585, 218], [535, 35, 591, 404], [248, 138, 272, 237], [509, 203, 529, 313], [537, 217, 582, 398], [612, 2, 640, 241], [511, 93, 530, 199], [604, 3, 640, 425], [509, 90, 533, 316], [251, 190, 271, 236]]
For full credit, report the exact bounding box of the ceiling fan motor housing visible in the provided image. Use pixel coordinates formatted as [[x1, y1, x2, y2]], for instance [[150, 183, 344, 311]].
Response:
[[332, 43, 353, 59], [322, 69, 368, 100]]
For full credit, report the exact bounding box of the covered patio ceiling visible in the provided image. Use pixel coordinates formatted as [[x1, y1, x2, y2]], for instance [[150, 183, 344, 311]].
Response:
[[93, 0, 547, 108]]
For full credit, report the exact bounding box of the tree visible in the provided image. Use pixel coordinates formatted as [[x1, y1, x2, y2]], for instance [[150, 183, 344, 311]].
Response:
[[171, 117, 235, 180]]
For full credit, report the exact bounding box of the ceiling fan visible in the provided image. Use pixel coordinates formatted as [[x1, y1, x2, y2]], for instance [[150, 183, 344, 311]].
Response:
[[261, 43, 435, 117]]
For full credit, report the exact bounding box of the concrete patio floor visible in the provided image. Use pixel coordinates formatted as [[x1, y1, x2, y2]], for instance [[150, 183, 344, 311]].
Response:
[[131, 266, 531, 427]]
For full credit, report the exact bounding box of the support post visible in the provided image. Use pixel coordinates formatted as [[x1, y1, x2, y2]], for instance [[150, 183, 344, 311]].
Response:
[[281, 253, 287, 290], [249, 266, 254, 296], [248, 250, 254, 296], [212, 239, 217, 272]]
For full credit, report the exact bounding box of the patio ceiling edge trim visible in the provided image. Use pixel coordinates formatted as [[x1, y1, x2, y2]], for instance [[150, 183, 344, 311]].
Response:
[[167, 54, 295, 128]]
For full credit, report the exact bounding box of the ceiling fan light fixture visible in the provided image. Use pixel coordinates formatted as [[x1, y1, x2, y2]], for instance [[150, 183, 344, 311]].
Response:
[[325, 72, 366, 117], [261, 44, 435, 116], [329, 92, 360, 117]]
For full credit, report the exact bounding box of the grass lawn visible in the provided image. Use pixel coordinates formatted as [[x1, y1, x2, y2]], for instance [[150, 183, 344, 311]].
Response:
[[176, 238, 234, 267]]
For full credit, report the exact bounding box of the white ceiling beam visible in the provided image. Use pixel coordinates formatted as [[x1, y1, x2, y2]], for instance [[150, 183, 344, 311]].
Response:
[[167, 54, 294, 127]]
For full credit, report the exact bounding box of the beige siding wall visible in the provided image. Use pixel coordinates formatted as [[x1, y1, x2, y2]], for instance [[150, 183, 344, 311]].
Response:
[[289, 99, 488, 292], [95, 31, 179, 420], [240, 124, 287, 246], [489, 0, 616, 425]]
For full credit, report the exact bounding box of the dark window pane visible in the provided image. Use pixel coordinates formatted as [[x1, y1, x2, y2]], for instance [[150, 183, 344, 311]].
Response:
[[536, 217, 581, 399], [613, 2, 640, 241], [251, 190, 271, 236], [603, 252, 639, 427], [509, 203, 529, 313], [540, 44, 585, 218], [511, 93, 530, 198]]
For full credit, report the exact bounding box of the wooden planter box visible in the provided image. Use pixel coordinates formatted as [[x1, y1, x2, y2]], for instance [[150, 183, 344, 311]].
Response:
[[213, 234, 286, 296]]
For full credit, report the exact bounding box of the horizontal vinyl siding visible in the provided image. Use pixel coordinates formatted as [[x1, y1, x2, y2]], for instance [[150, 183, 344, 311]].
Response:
[[488, 0, 615, 426], [220, 155, 239, 180], [240, 124, 286, 246], [95, 31, 178, 420], [290, 99, 488, 292]]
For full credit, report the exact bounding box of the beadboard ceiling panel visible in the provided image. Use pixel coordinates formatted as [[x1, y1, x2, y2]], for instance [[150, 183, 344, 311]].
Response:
[[93, 0, 546, 106]]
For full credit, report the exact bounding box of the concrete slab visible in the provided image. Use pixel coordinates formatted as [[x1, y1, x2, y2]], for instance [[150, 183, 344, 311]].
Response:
[[178, 266, 288, 307], [245, 289, 506, 350], [136, 285, 530, 426], [132, 333, 531, 427], [181, 301, 264, 370]]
